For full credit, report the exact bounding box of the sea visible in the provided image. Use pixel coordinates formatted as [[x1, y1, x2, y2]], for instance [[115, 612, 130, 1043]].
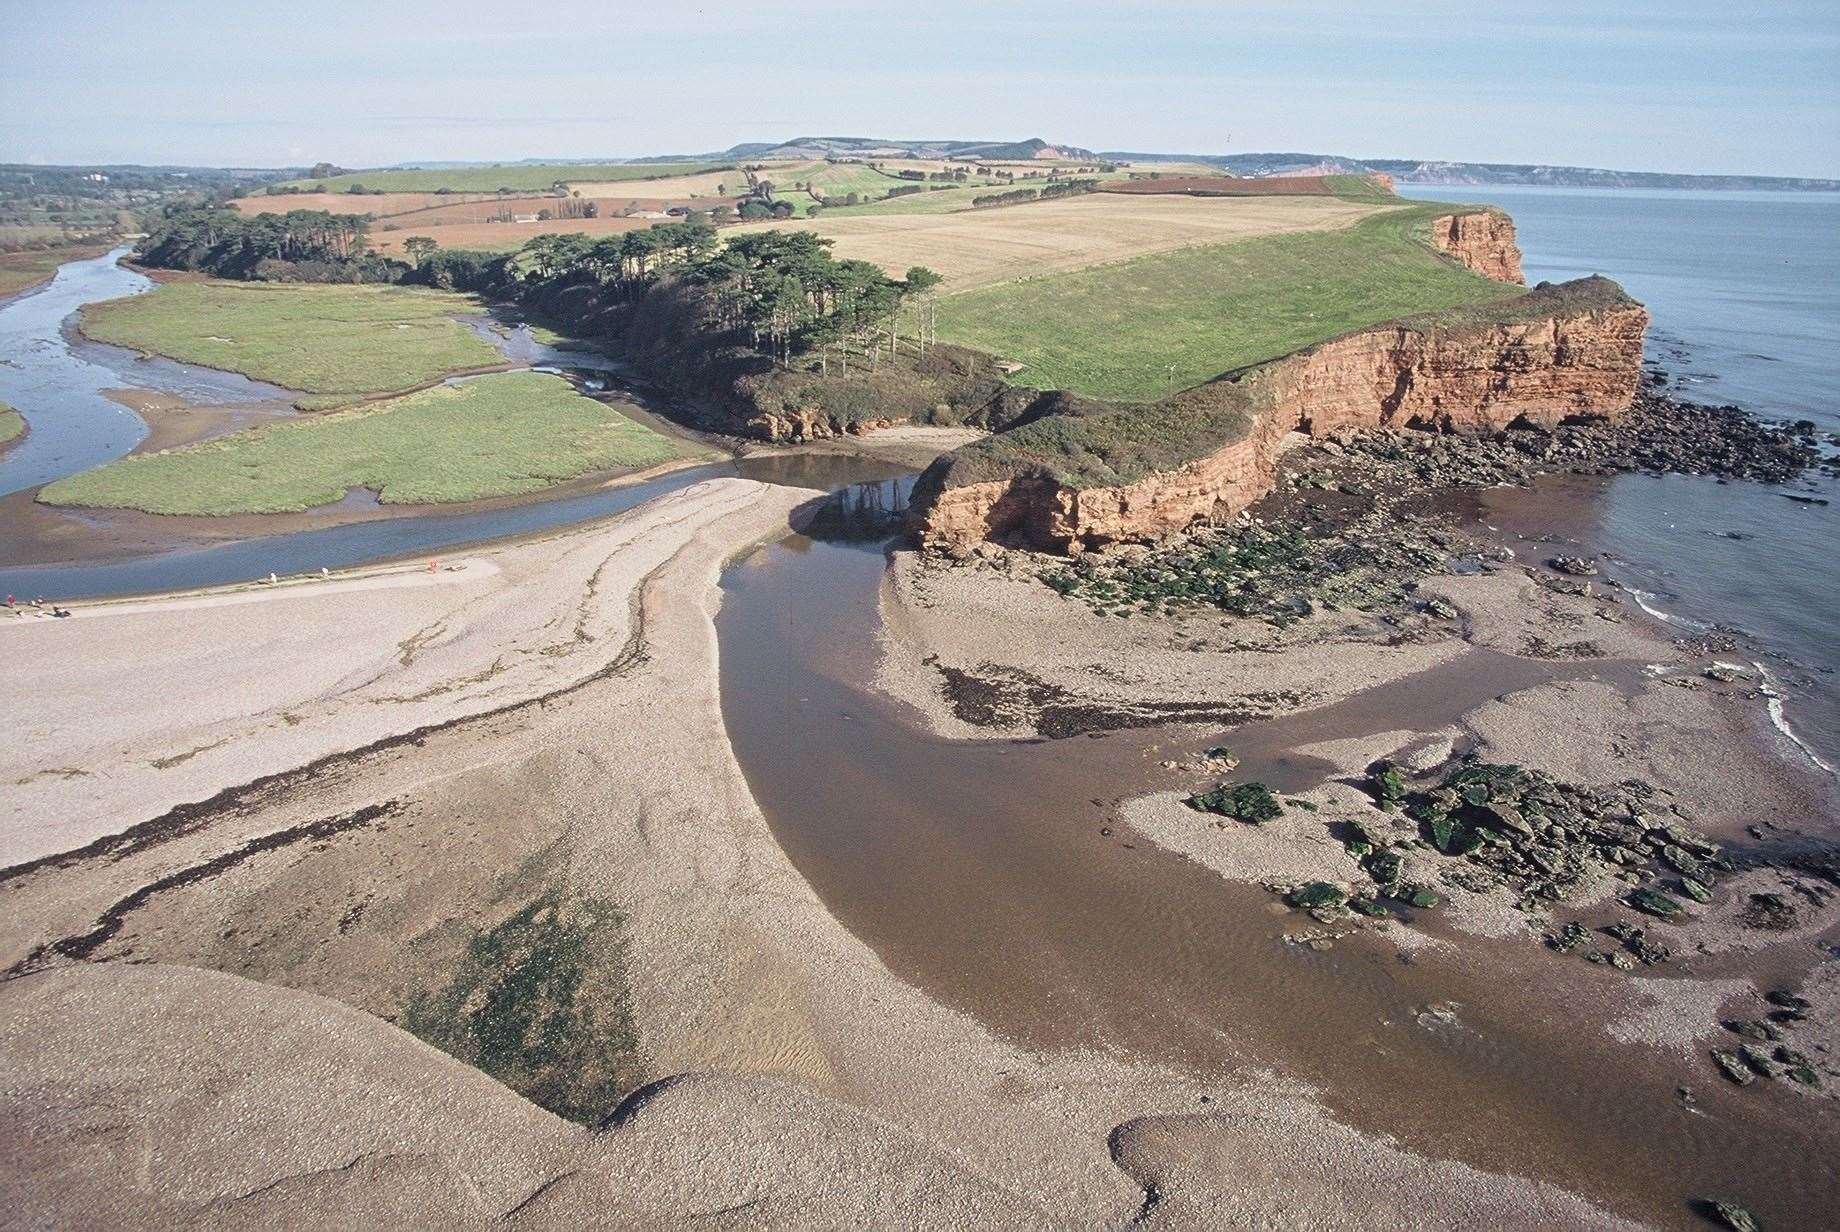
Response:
[[1399, 185, 1840, 777]]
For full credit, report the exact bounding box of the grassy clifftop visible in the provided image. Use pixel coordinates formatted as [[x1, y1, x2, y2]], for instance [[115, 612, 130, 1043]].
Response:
[[930, 202, 1518, 402], [923, 275, 1641, 494]]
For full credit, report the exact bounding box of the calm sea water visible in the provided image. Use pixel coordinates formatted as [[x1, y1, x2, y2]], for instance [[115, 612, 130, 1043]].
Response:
[[1402, 185, 1840, 774]]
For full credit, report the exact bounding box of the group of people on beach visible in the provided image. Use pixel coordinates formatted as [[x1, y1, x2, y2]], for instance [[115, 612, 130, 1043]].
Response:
[[7, 558, 448, 618], [4, 594, 71, 618]]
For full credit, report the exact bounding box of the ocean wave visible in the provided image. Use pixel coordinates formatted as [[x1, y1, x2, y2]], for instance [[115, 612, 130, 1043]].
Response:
[[1751, 660, 1839, 779], [1622, 586, 1710, 631]]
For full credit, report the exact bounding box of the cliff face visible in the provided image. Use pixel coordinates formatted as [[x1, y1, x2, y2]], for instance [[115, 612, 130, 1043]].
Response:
[[1430, 211, 1526, 284], [912, 277, 1648, 553]]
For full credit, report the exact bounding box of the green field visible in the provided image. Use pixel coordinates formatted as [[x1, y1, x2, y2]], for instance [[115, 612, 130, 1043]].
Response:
[[80, 281, 503, 397], [280, 162, 731, 193], [764, 161, 1019, 215], [0, 402, 23, 447], [932, 204, 1518, 401], [40, 371, 696, 515], [816, 182, 1006, 217]]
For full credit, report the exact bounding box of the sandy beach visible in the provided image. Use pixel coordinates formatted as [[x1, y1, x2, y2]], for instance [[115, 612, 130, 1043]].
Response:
[[0, 473, 1690, 1229]]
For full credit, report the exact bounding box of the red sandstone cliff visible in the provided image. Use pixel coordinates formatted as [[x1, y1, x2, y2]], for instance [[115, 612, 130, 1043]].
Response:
[[1430, 211, 1526, 284], [912, 278, 1647, 553]]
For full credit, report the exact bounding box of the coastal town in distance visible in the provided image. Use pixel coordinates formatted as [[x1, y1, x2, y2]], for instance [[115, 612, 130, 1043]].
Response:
[[2, 3, 1837, 1229]]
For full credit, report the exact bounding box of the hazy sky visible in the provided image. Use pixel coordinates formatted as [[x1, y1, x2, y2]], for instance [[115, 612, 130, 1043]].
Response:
[[4, 0, 1836, 176]]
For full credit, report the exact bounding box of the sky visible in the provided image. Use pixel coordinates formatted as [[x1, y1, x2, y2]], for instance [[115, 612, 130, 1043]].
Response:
[[4, 0, 1837, 177]]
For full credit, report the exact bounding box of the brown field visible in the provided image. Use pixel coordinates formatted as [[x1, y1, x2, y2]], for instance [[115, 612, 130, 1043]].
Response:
[[366, 215, 657, 255], [1102, 175, 1338, 196], [566, 169, 738, 199], [233, 192, 464, 217], [373, 196, 582, 227], [728, 192, 1385, 291]]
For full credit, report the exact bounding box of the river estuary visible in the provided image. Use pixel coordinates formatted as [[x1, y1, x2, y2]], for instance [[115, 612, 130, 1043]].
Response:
[[1, 226, 1835, 1227]]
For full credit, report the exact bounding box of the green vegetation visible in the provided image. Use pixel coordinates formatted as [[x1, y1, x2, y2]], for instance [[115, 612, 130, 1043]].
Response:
[[1185, 781, 1282, 823], [79, 280, 501, 395], [402, 888, 643, 1125], [279, 161, 731, 193], [816, 183, 1002, 216], [40, 371, 693, 514], [0, 402, 23, 447], [933, 203, 1517, 401], [1324, 174, 1402, 204]]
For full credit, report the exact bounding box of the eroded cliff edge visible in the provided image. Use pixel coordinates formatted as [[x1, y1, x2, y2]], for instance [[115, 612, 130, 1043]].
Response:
[[909, 276, 1648, 553], [1429, 209, 1526, 284]]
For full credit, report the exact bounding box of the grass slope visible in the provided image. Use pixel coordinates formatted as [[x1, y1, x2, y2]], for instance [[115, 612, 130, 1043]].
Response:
[[80, 281, 503, 397], [40, 371, 693, 514], [281, 162, 731, 193], [932, 203, 1516, 401]]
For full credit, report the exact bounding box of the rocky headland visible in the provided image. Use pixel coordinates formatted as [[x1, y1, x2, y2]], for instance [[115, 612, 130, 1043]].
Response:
[[908, 276, 1650, 552]]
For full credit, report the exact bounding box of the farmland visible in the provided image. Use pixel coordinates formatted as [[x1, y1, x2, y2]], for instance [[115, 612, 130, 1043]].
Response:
[[39, 371, 696, 514], [931, 203, 1518, 400], [279, 162, 733, 193], [79, 281, 502, 398], [566, 169, 737, 199], [732, 192, 1383, 292]]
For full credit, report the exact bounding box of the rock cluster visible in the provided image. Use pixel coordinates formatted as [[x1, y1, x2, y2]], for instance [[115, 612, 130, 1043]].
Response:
[[1374, 762, 1718, 917], [1711, 989, 1824, 1091], [1185, 780, 1282, 823], [1038, 507, 1474, 625], [1015, 383, 1825, 626], [1334, 387, 1824, 487], [1266, 759, 1732, 938]]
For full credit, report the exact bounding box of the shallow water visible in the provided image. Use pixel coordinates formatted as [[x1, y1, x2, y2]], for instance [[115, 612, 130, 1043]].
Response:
[[1400, 186, 1840, 772], [716, 517, 1838, 1229], [0, 247, 298, 498]]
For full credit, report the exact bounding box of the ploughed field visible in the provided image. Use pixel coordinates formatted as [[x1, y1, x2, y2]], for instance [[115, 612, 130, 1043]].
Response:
[[79, 281, 504, 405], [931, 202, 1518, 400], [39, 370, 693, 514]]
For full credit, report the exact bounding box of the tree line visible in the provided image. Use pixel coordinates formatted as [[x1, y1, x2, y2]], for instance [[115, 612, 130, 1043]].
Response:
[[136, 205, 943, 373]]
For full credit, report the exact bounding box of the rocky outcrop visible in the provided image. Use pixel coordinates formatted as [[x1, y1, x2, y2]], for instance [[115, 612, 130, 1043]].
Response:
[[1430, 211, 1525, 284], [911, 277, 1648, 553]]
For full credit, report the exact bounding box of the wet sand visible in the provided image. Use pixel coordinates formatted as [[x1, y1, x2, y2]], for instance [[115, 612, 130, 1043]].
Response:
[[106, 386, 297, 453]]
